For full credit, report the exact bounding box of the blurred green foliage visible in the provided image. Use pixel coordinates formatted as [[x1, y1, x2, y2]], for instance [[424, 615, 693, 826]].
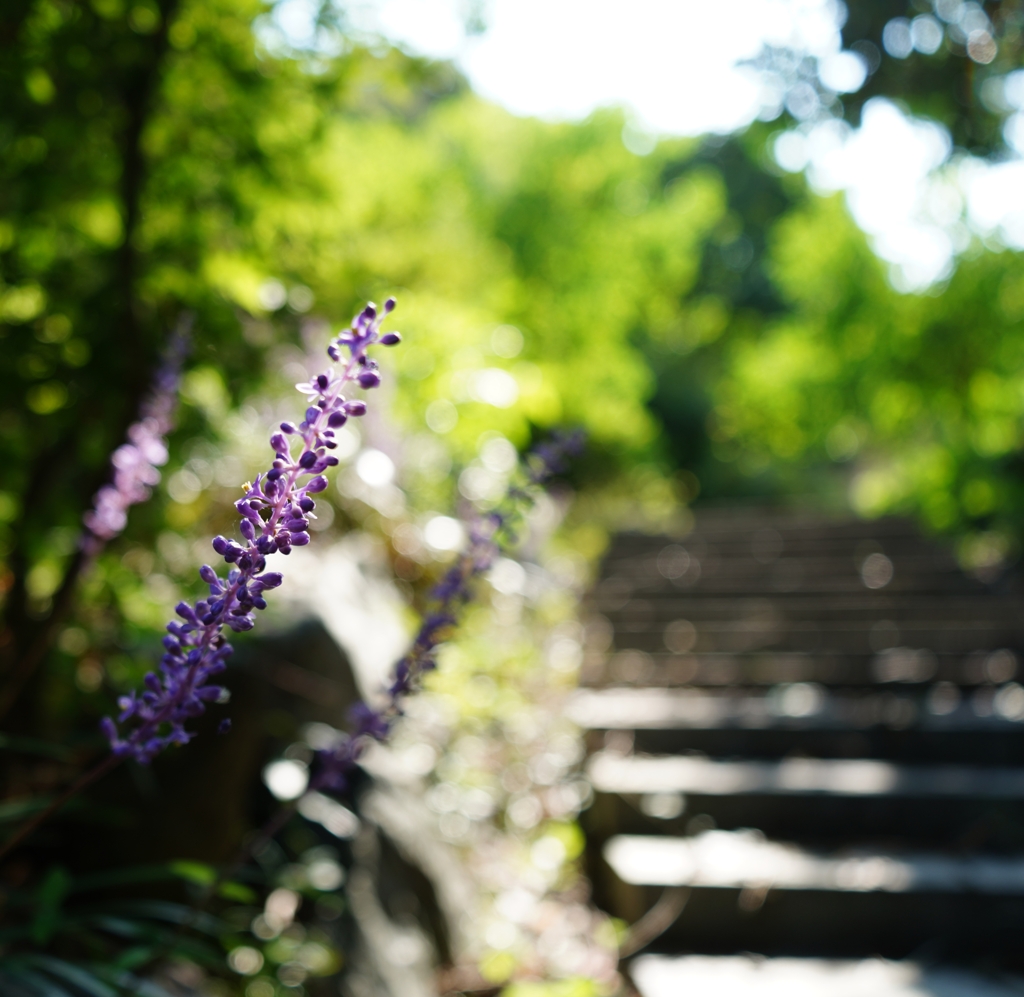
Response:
[[713, 192, 1024, 546]]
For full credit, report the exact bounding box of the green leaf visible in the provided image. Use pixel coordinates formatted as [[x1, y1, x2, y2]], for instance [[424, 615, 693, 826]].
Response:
[[90, 916, 149, 940], [25, 957, 118, 997], [31, 868, 71, 945], [104, 900, 223, 936], [217, 880, 257, 903], [169, 860, 215, 886], [101, 969, 176, 997], [110, 946, 155, 971], [1, 965, 73, 997]]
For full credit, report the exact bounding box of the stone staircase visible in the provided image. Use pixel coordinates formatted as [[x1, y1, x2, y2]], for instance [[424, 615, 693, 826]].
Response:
[[575, 510, 1024, 993]]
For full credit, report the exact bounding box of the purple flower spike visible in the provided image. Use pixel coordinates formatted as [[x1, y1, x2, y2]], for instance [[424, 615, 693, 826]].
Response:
[[102, 299, 401, 763], [81, 328, 190, 555], [308, 430, 585, 797]]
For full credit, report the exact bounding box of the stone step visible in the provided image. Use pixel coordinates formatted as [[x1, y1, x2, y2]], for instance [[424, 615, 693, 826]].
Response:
[[591, 832, 1024, 961], [590, 649, 1022, 685], [587, 751, 1024, 800], [568, 688, 1024, 737], [605, 830, 1024, 893], [600, 599, 1024, 626], [630, 955, 1024, 997], [594, 871, 1024, 960], [597, 727, 1024, 768], [598, 573, 978, 597], [583, 751, 1024, 846], [585, 782, 1024, 849], [609, 620, 1024, 644]]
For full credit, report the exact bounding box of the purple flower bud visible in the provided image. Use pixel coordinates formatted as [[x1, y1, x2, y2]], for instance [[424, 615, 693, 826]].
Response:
[[383, 297, 396, 313], [240, 518, 256, 541], [306, 475, 328, 493], [305, 407, 319, 423], [257, 535, 277, 555], [235, 500, 260, 521], [270, 433, 288, 454], [281, 422, 297, 434], [328, 410, 347, 428], [358, 371, 381, 389], [317, 374, 329, 390], [299, 450, 317, 469], [299, 496, 315, 512], [328, 345, 339, 361], [212, 536, 230, 555], [290, 532, 310, 546], [345, 400, 367, 417], [199, 565, 219, 584], [350, 700, 390, 740], [175, 602, 198, 624], [380, 332, 401, 346]]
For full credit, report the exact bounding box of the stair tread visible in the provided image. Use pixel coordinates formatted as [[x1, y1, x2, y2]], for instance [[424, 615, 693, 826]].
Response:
[[569, 687, 1024, 730], [631, 955, 1024, 997], [605, 829, 1024, 893], [588, 751, 1024, 798]]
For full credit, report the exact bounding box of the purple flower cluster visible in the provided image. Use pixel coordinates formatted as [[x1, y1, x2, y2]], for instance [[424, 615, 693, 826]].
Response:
[[103, 301, 401, 762], [526, 429, 585, 483], [310, 430, 585, 795], [81, 332, 190, 556]]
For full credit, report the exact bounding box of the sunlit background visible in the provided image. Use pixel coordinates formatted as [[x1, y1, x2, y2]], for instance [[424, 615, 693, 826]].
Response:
[[268, 0, 1024, 290]]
